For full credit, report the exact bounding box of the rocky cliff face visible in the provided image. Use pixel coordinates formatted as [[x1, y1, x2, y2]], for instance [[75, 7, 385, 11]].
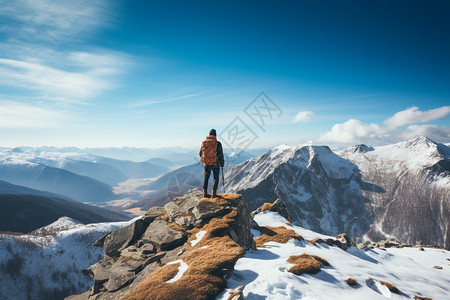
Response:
[[66, 191, 255, 300]]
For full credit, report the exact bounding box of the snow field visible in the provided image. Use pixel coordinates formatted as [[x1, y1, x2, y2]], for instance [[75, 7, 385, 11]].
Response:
[[218, 211, 450, 300]]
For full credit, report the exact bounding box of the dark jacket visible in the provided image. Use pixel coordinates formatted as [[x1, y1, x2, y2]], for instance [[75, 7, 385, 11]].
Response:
[[199, 139, 225, 167]]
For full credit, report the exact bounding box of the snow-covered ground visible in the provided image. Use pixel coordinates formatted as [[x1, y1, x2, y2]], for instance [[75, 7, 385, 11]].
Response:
[[0, 217, 137, 300], [219, 211, 450, 300]]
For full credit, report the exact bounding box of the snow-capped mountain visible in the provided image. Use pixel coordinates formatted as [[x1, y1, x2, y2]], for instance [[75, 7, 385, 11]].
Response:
[[0, 148, 168, 185], [226, 144, 373, 239], [339, 136, 450, 249], [226, 137, 449, 249], [0, 217, 136, 300]]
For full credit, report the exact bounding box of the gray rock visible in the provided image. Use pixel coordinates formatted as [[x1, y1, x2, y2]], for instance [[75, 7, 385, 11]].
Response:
[[94, 232, 109, 248], [142, 219, 187, 251], [174, 193, 200, 212], [141, 243, 156, 255], [164, 201, 181, 222], [82, 258, 114, 282], [357, 243, 368, 250], [142, 206, 165, 223], [193, 200, 229, 220], [106, 268, 136, 292], [103, 219, 149, 258], [336, 233, 356, 250], [269, 198, 292, 222]]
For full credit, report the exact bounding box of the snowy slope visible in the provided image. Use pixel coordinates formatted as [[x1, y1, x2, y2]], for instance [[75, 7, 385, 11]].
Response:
[[0, 217, 137, 300], [219, 211, 450, 300]]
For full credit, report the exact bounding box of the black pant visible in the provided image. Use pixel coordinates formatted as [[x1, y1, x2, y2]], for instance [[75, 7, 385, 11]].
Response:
[[203, 165, 220, 194]]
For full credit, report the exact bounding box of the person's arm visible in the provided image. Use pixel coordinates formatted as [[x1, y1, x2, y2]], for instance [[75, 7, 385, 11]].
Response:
[[217, 141, 225, 167], [199, 145, 202, 158]]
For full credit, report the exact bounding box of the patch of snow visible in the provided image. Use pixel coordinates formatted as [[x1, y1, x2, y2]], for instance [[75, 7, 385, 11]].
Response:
[[166, 260, 188, 283], [190, 230, 206, 247]]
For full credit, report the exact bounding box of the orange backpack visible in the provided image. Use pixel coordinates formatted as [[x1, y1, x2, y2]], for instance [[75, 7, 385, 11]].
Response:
[[201, 136, 217, 165]]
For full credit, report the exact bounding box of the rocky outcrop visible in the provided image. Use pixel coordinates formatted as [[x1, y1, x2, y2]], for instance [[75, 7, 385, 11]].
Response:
[[309, 233, 356, 251], [66, 191, 255, 300], [251, 198, 292, 222]]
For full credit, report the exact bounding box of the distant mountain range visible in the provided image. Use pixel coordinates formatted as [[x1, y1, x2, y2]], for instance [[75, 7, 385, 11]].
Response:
[[132, 150, 256, 210], [0, 149, 171, 203], [226, 136, 450, 249]]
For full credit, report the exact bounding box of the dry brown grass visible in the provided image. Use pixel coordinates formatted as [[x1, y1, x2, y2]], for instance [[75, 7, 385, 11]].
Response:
[[345, 277, 358, 286], [161, 213, 169, 221], [254, 226, 303, 247], [414, 296, 433, 300], [433, 265, 442, 269], [287, 253, 330, 266], [168, 222, 186, 232], [288, 258, 320, 275], [380, 280, 400, 294], [285, 222, 292, 226], [260, 202, 274, 212], [124, 236, 244, 300], [201, 193, 242, 205], [287, 253, 329, 276], [124, 200, 246, 300]]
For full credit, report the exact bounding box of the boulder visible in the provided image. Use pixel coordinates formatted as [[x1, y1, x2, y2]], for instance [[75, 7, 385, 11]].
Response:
[[193, 199, 230, 220], [103, 219, 149, 258], [142, 206, 165, 223], [251, 198, 292, 222], [336, 233, 356, 250], [82, 258, 114, 282], [142, 219, 187, 251]]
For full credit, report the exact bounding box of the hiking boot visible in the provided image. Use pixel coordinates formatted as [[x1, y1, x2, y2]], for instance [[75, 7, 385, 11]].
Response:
[[211, 193, 218, 198], [203, 192, 211, 198]]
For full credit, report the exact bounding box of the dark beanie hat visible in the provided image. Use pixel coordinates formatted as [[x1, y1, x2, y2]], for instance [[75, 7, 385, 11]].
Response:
[[209, 129, 216, 136]]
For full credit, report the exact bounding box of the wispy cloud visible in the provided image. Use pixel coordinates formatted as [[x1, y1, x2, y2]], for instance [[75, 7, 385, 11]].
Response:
[[318, 105, 450, 145], [0, 100, 73, 128], [0, 51, 130, 101], [0, 0, 130, 104], [292, 111, 314, 123], [0, 0, 111, 42], [130, 93, 202, 108]]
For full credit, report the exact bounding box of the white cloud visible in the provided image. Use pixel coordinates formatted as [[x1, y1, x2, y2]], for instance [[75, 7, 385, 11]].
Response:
[[384, 106, 450, 128], [318, 105, 450, 146], [0, 0, 111, 41], [292, 111, 314, 123], [401, 124, 450, 142], [318, 119, 388, 144], [0, 101, 72, 128]]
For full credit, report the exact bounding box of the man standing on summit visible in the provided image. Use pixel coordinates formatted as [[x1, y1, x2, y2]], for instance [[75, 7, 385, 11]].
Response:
[[199, 129, 224, 198]]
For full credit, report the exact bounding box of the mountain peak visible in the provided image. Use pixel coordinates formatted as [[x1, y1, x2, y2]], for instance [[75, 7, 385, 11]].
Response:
[[404, 136, 436, 148], [351, 144, 374, 153]]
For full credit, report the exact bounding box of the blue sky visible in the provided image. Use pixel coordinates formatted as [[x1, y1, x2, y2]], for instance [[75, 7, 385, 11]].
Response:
[[0, 0, 449, 149]]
